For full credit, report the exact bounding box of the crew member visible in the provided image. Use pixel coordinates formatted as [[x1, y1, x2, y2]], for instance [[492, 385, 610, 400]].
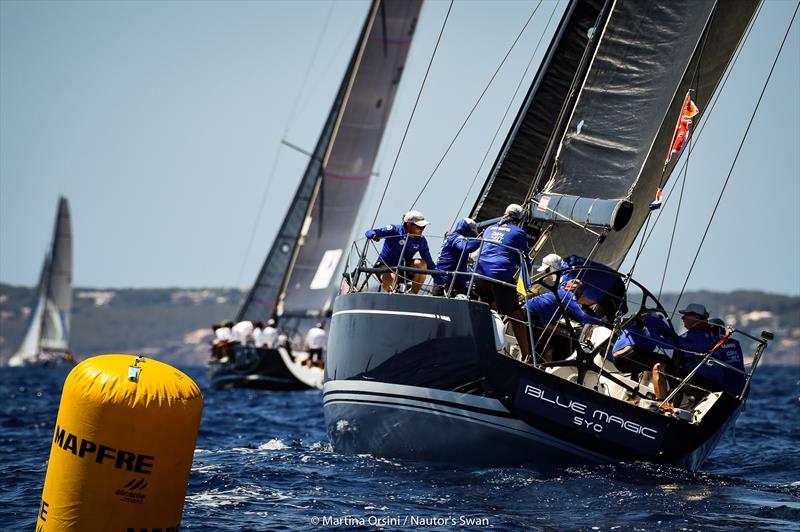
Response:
[[709, 318, 746, 396], [433, 217, 480, 296], [473, 204, 531, 361], [231, 320, 254, 345], [610, 313, 674, 400], [528, 253, 564, 297], [304, 322, 328, 368], [526, 278, 603, 362], [664, 303, 724, 400], [263, 318, 279, 349], [365, 210, 436, 294]]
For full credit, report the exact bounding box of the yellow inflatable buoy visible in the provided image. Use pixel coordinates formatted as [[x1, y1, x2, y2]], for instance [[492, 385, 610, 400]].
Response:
[[38, 354, 203, 532]]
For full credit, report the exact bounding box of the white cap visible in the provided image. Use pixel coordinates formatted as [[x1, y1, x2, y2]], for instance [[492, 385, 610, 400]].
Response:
[[537, 253, 563, 272], [403, 210, 430, 227], [504, 203, 525, 221]]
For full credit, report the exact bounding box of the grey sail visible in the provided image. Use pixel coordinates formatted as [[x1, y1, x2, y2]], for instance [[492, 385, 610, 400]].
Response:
[[238, 0, 423, 323], [9, 197, 72, 366]]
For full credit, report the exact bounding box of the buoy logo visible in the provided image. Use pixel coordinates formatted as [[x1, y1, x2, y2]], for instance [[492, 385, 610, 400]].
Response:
[[53, 424, 155, 474], [116, 477, 148, 504]]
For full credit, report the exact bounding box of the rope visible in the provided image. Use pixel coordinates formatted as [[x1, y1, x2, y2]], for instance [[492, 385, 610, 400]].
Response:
[[409, 0, 544, 211], [657, 147, 691, 299], [450, 0, 558, 229], [673, 0, 799, 313], [370, 1, 455, 227]]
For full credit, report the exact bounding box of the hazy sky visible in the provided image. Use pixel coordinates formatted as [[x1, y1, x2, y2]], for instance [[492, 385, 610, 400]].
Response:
[[1, 0, 798, 295]]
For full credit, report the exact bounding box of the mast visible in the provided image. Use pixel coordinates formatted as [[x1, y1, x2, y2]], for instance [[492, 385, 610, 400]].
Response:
[[238, 0, 423, 323], [274, 1, 382, 317]]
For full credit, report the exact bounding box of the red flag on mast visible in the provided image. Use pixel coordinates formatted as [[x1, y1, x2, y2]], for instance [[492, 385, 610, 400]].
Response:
[[666, 91, 699, 164]]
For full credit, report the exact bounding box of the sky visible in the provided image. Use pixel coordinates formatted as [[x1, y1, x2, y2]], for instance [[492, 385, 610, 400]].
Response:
[[1, 0, 798, 296]]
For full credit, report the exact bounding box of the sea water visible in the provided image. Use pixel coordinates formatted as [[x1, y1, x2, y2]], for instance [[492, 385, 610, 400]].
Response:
[[1, 365, 798, 531]]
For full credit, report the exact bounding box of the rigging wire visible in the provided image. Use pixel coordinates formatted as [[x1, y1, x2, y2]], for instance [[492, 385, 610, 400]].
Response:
[[657, 149, 690, 299], [236, 145, 285, 287], [450, 0, 557, 229], [624, 0, 764, 279], [235, 3, 335, 286], [370, 0, 455, 227], [409, 0, 544, 211], [672, 0, 799, 313], [283, 2, 336, 138]]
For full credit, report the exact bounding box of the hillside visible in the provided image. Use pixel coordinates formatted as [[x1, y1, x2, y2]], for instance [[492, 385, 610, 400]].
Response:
[[1, 284, 798, 367]]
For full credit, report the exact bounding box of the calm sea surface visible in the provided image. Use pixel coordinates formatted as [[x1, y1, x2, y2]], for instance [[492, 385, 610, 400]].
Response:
[[1, 364, 798, 531]]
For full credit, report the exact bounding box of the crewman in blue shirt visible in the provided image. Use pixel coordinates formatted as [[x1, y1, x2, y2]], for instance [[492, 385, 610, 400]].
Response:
[[473, 204, 531, 361], [432, 218, 480, 296], [526, 278, 603, 362], [709, 318, 746, 396], [365, 210, 436, 294], [610, 313, 674, 400], [667, 303, 725, 400]]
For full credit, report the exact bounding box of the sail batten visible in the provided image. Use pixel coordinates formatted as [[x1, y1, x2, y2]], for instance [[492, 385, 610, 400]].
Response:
[[238, 0, 422, 322]]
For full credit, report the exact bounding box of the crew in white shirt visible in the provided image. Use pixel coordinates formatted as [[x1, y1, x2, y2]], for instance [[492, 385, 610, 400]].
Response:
[[263, 319, 279, 349], [304, 322, 328, 368], [231, 320, 255, 345], [252, 321, 266, 348]]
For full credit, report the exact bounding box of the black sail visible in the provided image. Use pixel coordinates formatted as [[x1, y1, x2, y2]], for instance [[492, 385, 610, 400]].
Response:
[[537, 0, 760, 266], [238, 0, 423, 322], [471, 0, 759, 267], [471, 0, 605, 223], [40, 196, 73, 349]]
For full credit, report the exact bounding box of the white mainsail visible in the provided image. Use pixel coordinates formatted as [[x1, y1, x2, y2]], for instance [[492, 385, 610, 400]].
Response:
[[8, 197, 72, 366]]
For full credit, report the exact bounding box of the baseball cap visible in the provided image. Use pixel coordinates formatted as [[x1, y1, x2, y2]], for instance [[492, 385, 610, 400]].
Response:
[[678, 303, 709, 318], [403, 210, 430, 227], [537, 253, 563, 272], [504, 203, 525, 221]]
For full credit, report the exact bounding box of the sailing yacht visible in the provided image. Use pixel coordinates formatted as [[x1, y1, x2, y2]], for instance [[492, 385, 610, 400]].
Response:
[[323, 0, 776, 469], [208, 0, 423, 390], [8, 197, 74, 367]]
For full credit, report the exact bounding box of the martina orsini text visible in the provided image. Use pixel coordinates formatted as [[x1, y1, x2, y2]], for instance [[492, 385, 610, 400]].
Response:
[[311, 514, 491, 527]]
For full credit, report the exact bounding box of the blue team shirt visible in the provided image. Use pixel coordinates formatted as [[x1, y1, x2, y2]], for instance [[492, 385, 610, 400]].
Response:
[[677, 327, 723, 383], [475, 221, 529, 283], [434, 219, 480, 287], [365, 223, 436, 269], [716, 337, 746, 395], [610, 315, 674, 358], [526, 287, 603, 327]]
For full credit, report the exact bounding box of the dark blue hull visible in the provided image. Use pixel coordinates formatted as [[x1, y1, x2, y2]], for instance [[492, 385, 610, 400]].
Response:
[[323, 292, 741, 470], [209, 346, 312, 391]]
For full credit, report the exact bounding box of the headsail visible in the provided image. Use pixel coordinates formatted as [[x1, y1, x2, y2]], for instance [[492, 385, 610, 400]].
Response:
[[9, 197, 72, 366], [471, 0, 760, 268], [238, 0, 423, 322]]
